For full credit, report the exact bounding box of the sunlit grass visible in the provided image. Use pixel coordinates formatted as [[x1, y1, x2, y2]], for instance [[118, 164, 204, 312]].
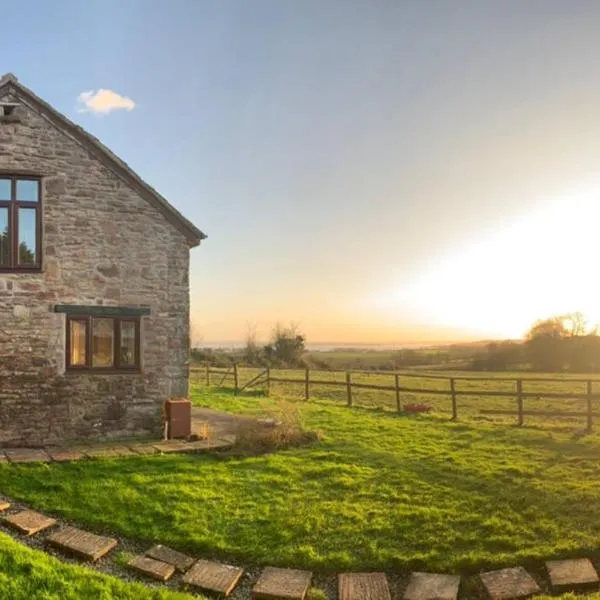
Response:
[[3, 376, 600, 575]]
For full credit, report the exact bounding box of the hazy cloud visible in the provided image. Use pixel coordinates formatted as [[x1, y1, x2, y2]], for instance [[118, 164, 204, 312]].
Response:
[[76, 89, 136, 114]]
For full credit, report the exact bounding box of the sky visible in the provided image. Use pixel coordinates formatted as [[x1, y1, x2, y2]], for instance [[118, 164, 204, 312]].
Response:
[[5, 1, 600, 345]]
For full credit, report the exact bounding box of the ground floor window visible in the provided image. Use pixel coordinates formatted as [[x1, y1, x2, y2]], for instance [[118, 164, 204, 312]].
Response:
[[66, 316, 140, 371]]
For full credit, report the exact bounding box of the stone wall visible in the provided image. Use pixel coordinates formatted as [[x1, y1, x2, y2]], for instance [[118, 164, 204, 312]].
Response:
[[0, 87, 192, 447]]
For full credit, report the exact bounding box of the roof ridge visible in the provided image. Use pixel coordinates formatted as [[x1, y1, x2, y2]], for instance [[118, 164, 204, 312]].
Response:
[[0, 74, 205, 246], [0, 73, 18, 86]]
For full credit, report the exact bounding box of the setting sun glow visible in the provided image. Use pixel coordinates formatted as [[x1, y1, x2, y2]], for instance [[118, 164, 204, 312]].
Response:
[[373, 182, 600, 339]]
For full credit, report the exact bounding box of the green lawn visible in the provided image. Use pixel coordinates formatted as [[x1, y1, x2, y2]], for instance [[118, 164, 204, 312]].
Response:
[[0, 531, 197, 599], [2, 377, 600, 577]]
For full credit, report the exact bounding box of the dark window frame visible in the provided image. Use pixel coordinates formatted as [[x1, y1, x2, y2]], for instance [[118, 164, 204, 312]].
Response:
[[66, 315, 141, 372], [0, 175, 42, 272]]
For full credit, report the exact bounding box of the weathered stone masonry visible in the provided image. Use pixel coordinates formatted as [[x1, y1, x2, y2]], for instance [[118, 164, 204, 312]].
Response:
[[0, 75, 203, 447]]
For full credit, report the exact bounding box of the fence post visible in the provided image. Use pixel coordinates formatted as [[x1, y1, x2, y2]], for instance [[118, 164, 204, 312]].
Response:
[[450, 378, 457, 420], [305, 367, 310, 400], [266, 367, 271, 397], [346, 372, 353, 407], [395, 374, 401, 412], [205, 363, 210, 387], [233, 363, 239, 396], [587, 380, 593, 433], [517, 379, 524, 426]]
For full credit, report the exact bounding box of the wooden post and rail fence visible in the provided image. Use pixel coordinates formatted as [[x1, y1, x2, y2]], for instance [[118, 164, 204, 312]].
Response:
[[198, 363, 600, 432]]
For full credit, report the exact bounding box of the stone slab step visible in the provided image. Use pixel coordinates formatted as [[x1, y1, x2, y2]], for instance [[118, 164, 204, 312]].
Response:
[[404, 572, 461, 600], [145, 544, 195, 573], [152, 442, 192, 454], [338, 573, 391, 600], [546, 558, 599, 591], [47, 526, 117, 561], [4, 449, 51, 463], [84, 447, 123, 458], [252, 566, 313, 600], [480, 567, 540, 600], [128, 444, 158, 455], [109, 446, 136, 457], [4, 510, 57, 535], [182, 559, 244, 596], [128, 555, 176, 581], [45, 449, 85, 462]]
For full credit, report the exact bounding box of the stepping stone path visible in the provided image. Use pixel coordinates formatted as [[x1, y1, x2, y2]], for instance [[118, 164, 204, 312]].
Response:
[[183, 559, 244, 596], [546, 558, 600, 592], [128, 555, 176, 581], [252, 566, 312, 600], [338, 573, 391, 600], [145, 544, 195, 573], [480, 567, 540, 600], [4, 510, 57, 535], [404, 572, 461, 600], [47, 526, 117, 561]]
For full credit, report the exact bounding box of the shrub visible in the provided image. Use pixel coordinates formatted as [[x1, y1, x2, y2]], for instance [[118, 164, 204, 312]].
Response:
[[231, 401, 320, 456]]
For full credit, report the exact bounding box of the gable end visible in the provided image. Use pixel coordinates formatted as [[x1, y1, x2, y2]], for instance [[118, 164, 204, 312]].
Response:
[[0, 74, 205, 247]]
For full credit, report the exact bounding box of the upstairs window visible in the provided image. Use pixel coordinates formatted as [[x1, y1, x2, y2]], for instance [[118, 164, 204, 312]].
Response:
[[66, 316, 141, 371], [0, 175, 41, 271]]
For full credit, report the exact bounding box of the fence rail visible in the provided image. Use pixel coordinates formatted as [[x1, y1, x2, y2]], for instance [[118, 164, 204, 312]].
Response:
[[197, 364, 600, 431]]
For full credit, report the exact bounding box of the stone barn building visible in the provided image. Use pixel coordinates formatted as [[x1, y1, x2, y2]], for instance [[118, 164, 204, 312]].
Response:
[[0, 73, 205, 447]]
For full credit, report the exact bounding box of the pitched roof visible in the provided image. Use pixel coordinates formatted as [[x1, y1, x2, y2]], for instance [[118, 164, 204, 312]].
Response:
[[0, 73, 206, 247]]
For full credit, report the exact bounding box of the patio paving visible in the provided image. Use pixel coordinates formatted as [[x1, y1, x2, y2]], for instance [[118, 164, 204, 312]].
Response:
[[0, 437, 234, 464]]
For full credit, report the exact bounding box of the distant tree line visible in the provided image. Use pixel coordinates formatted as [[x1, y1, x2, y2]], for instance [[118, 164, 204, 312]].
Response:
[[471, 312, 600, 373], [191, 323, 307, 368], [192, 312, 600, 374]]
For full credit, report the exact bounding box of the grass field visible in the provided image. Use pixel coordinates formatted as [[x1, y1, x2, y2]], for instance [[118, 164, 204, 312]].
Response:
[[2, 371, 600, 579], [204, 365, 600, 429], [0, 531, 197, 599]]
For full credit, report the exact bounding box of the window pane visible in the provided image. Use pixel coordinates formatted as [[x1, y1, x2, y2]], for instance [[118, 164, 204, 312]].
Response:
[[18, 208, 36, 265], [92, 318, 114, 367], [119, 321, 137, 367], [69, 320, 87, 366], [0, 179, 10, 200], [0, 207, 8, 266], [16, 179, 38, 202]]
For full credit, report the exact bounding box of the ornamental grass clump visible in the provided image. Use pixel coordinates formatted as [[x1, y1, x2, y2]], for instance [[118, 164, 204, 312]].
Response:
[[232, 400, 320, 455]]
